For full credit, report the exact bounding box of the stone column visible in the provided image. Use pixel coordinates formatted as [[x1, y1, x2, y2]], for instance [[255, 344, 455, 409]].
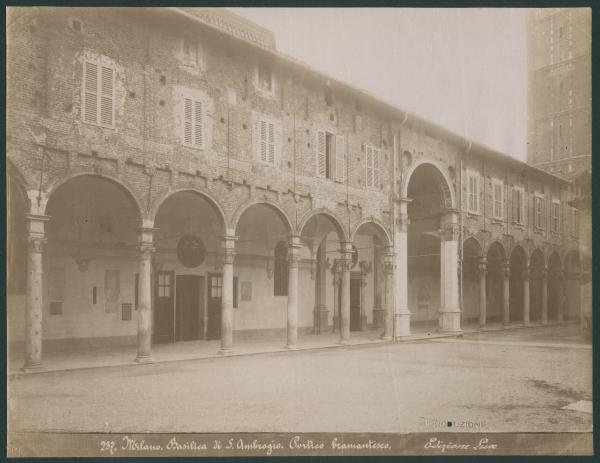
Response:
[[502, 261, 510, 325], [541, 267, 548, 324], [360, 272, 368, 331], [372, 241, 385, 328], [135, 226, 156, 363], [556, 270, 565, 322], [313, 238, 329, 334], [478, 256, 487, 328], [439, 210, 461, 332], [339, 242, 353, 344], [286, 235, 301, 348], [219, 234, 237, 354], [522, 266, 530, 326], [22, 214, 49, 371], [393, 197, 411, 339], [331, 263, 340, 333], [382, 248, 395, 340]]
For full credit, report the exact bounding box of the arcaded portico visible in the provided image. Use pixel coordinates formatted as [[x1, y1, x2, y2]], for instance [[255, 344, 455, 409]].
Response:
[[6, 7, 583, 371]]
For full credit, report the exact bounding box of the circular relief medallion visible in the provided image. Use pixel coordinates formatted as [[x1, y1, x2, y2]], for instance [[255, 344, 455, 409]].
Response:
[[176, 234, 206, 268]]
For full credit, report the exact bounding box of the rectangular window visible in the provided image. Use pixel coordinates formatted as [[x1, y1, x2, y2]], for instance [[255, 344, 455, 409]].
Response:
[[258, 119, 275, 164], [182, 98, 204, 149], [82, 60, 114, 128], [365, 145, 381, 189], [467, 172, 479, 214], [210, 275, 222, 298], [257, 63, 273, 93], [316, 131, 345, 182], [513, 187, 525, 225], [183, 36, 199, 66], [534, 196, 544, 229], [158, 273, 172, 298], [121, 303, 132, 321], [551, 201, 560, 233], [492, 180, 504, 220]]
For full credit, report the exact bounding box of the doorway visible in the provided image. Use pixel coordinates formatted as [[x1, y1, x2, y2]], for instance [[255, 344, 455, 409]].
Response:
[[154, 270, 175, 343], [175, 275, 204, 341], [350, 276, 362, 331], [207, 273, 223, 340]]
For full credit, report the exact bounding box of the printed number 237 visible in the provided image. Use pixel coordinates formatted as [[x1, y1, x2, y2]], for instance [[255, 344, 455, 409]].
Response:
[[100, 440, 116, 455]]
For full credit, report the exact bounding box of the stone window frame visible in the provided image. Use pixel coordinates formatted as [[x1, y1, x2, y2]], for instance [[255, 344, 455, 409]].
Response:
[[81, 56, 116, 129], [491, 178, 504, 220], [466, 170, 480, 215]]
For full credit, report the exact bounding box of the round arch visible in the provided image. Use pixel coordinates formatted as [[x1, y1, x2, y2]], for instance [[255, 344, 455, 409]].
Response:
[[297, 207, 349, 243], [350, 218, 392, 246], [486, 240, 507, 261], [44, 173, 144, 223], [463, 236, 483, 258], [231, 199, 294, 235], [401, 159, 456, 209], [152, 188, 227, 233]]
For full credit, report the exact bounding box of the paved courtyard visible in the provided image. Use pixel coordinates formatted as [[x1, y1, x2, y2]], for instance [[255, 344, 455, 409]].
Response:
[[8, 324, 592, 434]]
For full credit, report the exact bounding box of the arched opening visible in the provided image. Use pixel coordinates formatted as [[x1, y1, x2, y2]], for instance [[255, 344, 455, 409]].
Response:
[[352, 221, 391, 335], [486, 242, 506, 323], [547, 252, 562, 321], [153, 190, 227, 343], [234, 203, 293, 343], [43, 175, 142, 349], [461, 237, 482, 324], [406, 164, 452, 330], [509, 246, 527, 323], [564, 251, 581, 321], [529, 249, 545, 322], [299, 211, 347, 335], [7, 168, 29, 347]]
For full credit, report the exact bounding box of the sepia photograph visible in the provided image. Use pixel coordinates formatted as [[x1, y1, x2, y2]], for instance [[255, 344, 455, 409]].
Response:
[[5, 5, 593, 457]]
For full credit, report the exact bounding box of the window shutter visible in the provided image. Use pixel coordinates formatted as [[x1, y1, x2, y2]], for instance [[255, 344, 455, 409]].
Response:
[[259, 120, 267, 162], [335, 135, 345, 182], [316, 131, 326, 177], [83, 62, 98, 124], [512, 188, 517, 222], [373, 148, 380, 187], [268, 122, 275, 164], [194, 101, 203, 147], [183, 98, 193, 145], [100, 66, 114, 126], [366, 146, 373, 187]]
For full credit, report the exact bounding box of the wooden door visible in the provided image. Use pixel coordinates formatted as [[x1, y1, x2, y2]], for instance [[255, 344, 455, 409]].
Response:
[[175, 275, 202, 341], [350, 277, 362, 331], [154, 270, 175, 343], [206, 273, 223, 340]]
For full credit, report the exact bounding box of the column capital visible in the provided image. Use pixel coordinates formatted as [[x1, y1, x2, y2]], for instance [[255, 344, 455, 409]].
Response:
[[477, 257, 487, 276], [139, 242, 155, 257], [221, 235, 237, 265], [503, 261, 511, 279], [27, 234, 47, 253], [441, 222, 460, 241], [137, 226, 158, 243]]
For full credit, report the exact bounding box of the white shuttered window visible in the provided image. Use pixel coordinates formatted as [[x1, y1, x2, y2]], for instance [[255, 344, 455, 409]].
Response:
[[83, 61, 114, 128], [365, 145, 381, 188], [316, 131, 345, 182], [257, 119, 275, 164], [182, 98, 204, 149], [492, 180, 503, 219], [467, 172, 479, 214]]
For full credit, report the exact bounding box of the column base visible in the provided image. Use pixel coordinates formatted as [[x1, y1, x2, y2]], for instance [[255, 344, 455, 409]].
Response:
[[393, 312, 411, 339], [373, 308, 385, 329], [360, 315, 368, 331], [285, 343, 298, 350], [438, 310, 461, 333], [21, 361, 43, 373], [134, 354, 153, 364], [338, 339, 350, 346], [313, 308, 329, 334], [218, 348, 233, 355]]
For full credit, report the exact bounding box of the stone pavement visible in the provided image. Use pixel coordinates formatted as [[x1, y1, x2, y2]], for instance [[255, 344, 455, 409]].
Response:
[[7, 320, 577, 376]]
